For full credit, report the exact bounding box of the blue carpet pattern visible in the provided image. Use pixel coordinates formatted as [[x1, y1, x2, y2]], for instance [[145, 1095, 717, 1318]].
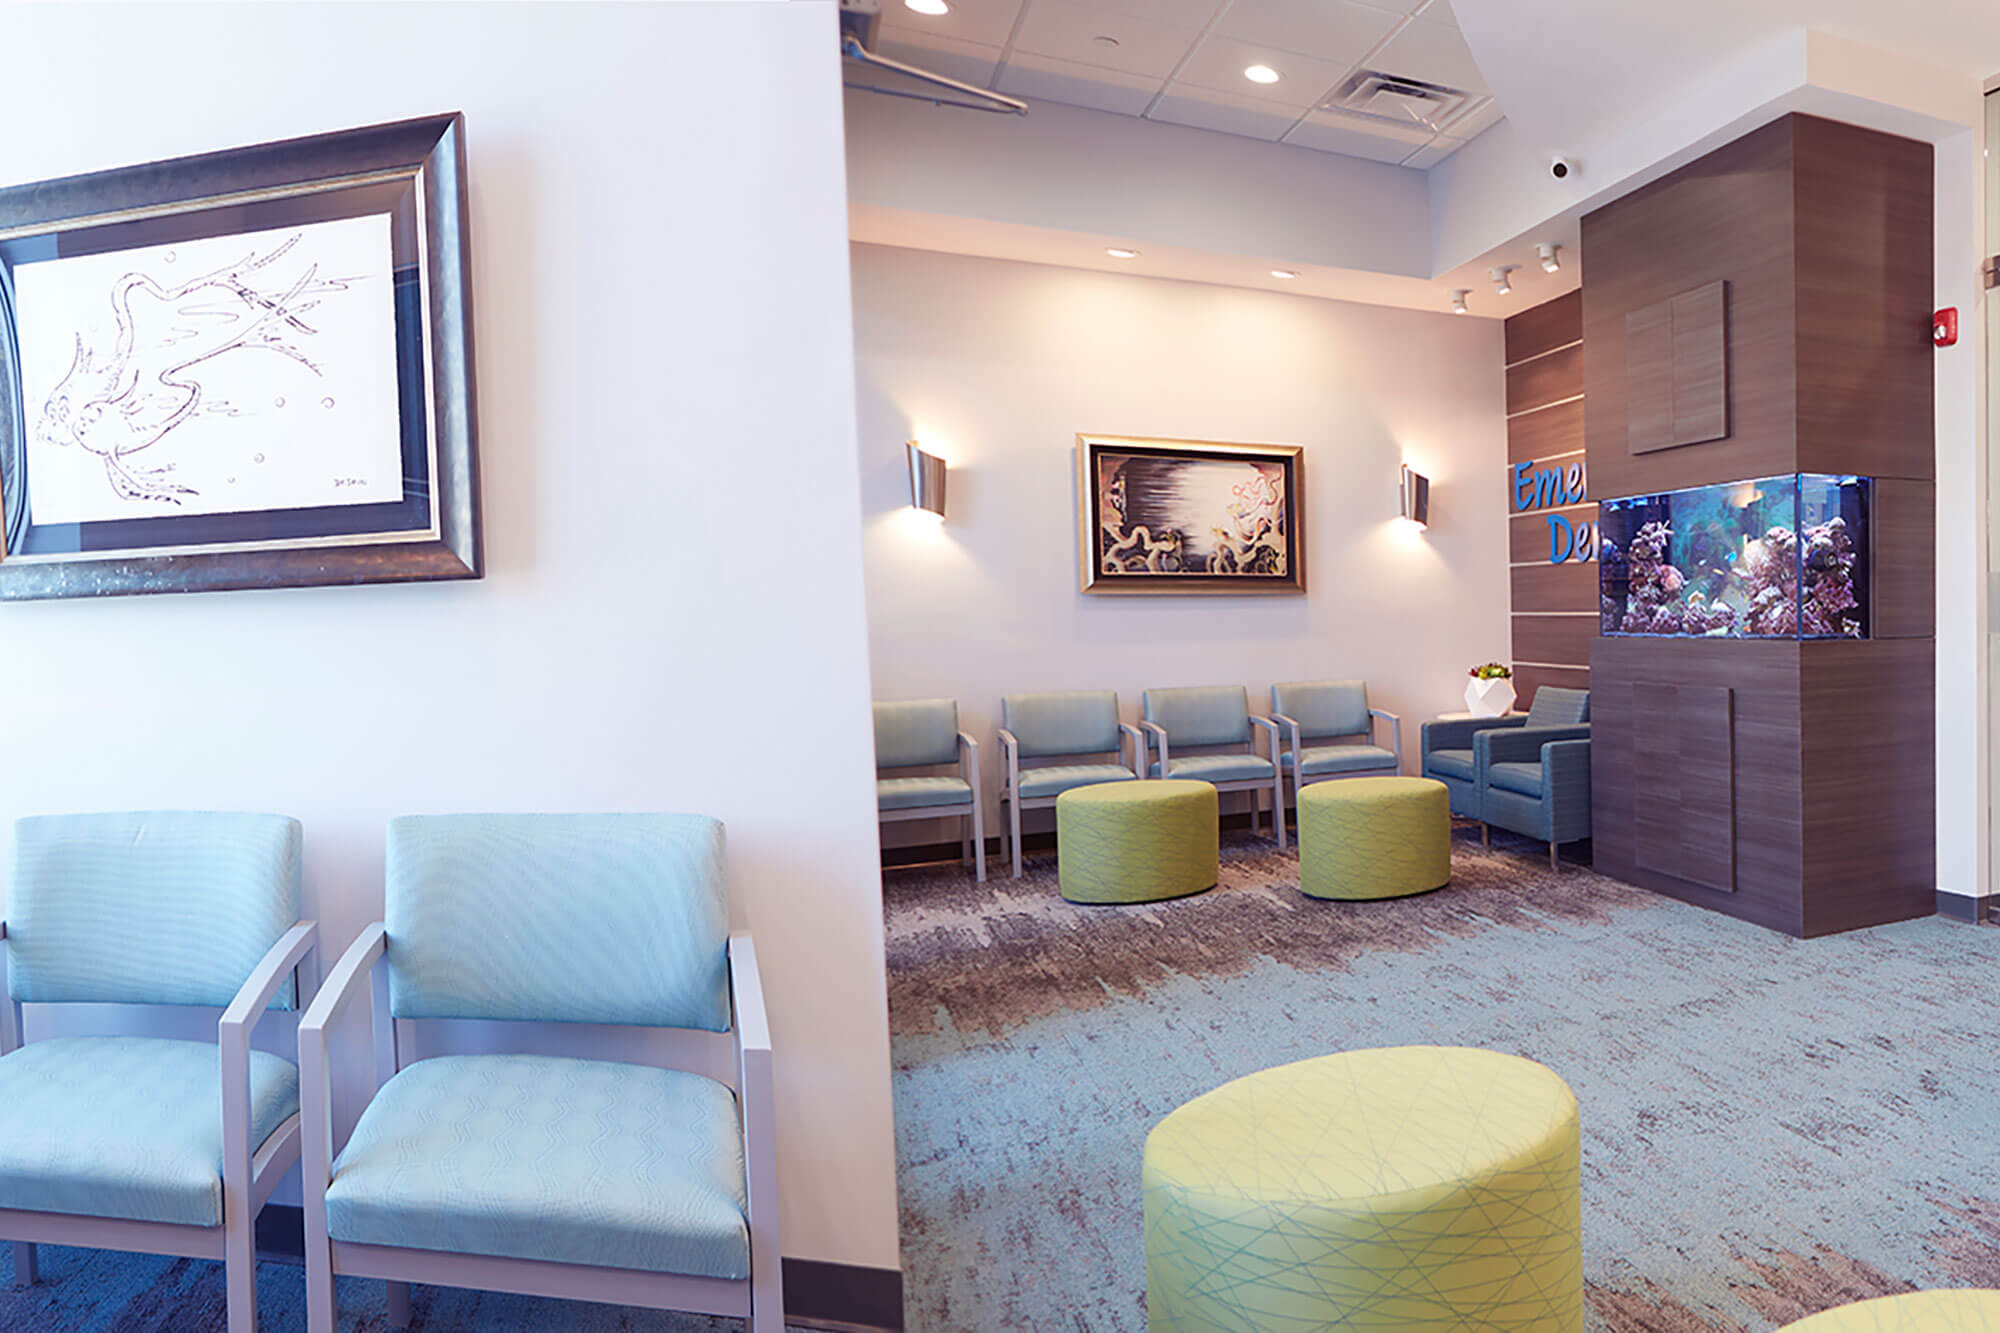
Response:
[[886, 827, 2000, 1331]]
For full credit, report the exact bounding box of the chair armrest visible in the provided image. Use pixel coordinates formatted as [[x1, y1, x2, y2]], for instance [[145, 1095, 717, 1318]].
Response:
[[1543, 739, 1594, 841], [1119, 722, 1145, 774], [1370, 709, 1403, 769], [730, 935, 779, 1286], [220, 921, 319, 1200], [1476, 724, 1590, 769], [1422, 714, 1526, 754], [0, 919, 13, 1057], [1544, 738, 1592, 783], [1270, 713, 1304, 766], [1141, 721, 1169, 772], [1249, 713, 1282, 762], [299, 924, 389, 1215], [998, 728, 1020, 795], [958, 730, 982, 803]]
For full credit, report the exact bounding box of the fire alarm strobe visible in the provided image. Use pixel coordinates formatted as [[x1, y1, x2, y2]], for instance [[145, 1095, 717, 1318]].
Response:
[[1934, 307, 1958, 348]]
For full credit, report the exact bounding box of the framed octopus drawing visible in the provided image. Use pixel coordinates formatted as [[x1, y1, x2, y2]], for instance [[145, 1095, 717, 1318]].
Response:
[[0, 114, 479, 599], [1076, 434, 1305, 595]]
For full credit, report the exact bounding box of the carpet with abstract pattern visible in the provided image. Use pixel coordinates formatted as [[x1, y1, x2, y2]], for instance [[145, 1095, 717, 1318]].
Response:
[[886, 825, 2000, 1331]]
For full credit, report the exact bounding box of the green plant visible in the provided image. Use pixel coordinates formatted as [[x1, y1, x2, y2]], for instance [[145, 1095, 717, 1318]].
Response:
[[1467, 662, 1513, 680]]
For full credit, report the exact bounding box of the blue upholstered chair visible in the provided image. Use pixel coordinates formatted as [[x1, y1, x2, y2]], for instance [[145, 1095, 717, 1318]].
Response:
[[1420, 686, 1590, 819], [1270, 680, 1401, 806], [300, 814, 778, 1333], [0, 812, 317, 1333], [1478, 732, 1594, 869], [1141, 685, 1287, 849], [876, 698, 985, 881], [998, 690, 1144, 878]]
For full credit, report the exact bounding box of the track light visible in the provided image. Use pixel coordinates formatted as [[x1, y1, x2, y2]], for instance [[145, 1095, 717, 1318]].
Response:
[[1490, 266, 1517, 296], [1537, 243, 1562, 274], [1449, 289, 1470, 315]]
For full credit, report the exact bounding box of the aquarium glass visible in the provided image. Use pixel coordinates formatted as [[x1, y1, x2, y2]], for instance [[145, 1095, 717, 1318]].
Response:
[[1598, 474, 1870, 639]]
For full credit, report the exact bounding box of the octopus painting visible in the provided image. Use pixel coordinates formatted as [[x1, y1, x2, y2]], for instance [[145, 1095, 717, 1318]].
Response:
[[1087, 441, 1297, 588]]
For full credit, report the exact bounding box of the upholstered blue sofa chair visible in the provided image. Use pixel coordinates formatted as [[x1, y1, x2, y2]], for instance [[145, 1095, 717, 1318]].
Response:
[[998, 690, 1144, 878], [1142, 685, 1287, 849], [1270, 680, 1401, 806], [1420, 686, 1590, 820], [0, 812, 317, 1333], [1479, 732, 1594, 870], [876, 698, 985, 881], [300, 813, 778, 1333]]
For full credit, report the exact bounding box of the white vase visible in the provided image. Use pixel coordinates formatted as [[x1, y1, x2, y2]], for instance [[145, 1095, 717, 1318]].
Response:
[[1464, 676, 1516, 717]]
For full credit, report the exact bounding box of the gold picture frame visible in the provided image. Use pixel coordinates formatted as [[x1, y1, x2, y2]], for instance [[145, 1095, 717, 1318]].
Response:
[[1076, 433, 1305, 595]]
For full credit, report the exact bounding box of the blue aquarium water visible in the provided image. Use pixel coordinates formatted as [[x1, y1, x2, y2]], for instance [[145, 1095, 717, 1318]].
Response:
[[1598, 474, 1870, 639]]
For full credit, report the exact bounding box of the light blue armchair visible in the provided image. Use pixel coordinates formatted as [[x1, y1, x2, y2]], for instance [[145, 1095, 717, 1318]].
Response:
[[1478, 731, 1594, 869], [998, 690, 1144, 878], [1420, 686, 1591, 820], [876, 698, 985, 881], [0, 812, 318, 1333], [1142, 685, 1286, 849], [300, 813, 778, 1332], [1270, 680, 1401, 807]]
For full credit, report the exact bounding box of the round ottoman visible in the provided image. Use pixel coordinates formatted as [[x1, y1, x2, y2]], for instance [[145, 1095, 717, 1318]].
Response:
[[1055, 779, 1218, 905], [1297, 775, 1451, 900], [1779, 1291, 2000, 1330], [1144, 1045, 1581, 1332]]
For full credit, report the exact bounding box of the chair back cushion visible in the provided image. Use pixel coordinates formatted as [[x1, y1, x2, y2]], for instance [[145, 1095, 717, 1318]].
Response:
[[1271, 680, 1370, 739], [1002, 690, 1121, 758], [1525, 687, 1591, 727], [8, 811, 301, 1009], [874, 698, 961, 770], [1144, 686, 1251, 748], [385, 813, 730, 1032]]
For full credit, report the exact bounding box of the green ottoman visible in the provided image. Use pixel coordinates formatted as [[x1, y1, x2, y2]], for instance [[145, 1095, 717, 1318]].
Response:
[[1056, 779, 1218, 904], [1298, 775, 1451, 900], [1779, 1292, 2000, 1330], [1145, 1045, 1582, 1332]]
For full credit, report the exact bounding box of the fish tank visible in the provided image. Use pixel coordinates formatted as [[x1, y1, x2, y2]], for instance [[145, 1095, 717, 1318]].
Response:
[[1598, 474, 1871, 639]]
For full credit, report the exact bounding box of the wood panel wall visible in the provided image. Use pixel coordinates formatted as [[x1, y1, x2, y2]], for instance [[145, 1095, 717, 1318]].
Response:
[[1506, 289, 1593, 705]]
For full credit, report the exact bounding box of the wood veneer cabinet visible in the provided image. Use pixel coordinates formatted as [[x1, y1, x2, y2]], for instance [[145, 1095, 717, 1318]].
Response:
[[1583, 114, 1935, 938]]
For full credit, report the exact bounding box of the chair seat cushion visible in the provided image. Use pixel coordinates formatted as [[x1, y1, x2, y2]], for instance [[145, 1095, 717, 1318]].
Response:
[[0, 1036, 300, 1226], [1487, 761, 1545, 798], [1017, 764, 1137, 801], [1284, 744, 1397, 776], [325, 1054, 749, 1280], [1150, 754, 1276, 784], [1424, 748, 1475, 782], [877, 776, 972, 811]]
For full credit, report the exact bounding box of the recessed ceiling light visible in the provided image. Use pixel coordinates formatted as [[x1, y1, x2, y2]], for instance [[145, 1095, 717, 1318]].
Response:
[[905, 0, 950, 15], [1106, 247, 1140, 259], [1243, 64, 1281, 85], [1271, 269, 1298, 280]]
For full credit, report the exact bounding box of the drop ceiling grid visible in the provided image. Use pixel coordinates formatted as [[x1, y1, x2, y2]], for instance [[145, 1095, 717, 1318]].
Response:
[[873, 0, 1499, 168]]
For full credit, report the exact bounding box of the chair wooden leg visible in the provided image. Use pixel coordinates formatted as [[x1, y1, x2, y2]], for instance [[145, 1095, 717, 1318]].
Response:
[[12, 1241, 36, 1288], [305, 1239, 335, 1333], [1009, 800, 1023, 879], [1273, 778, 1287, 850], [386, 1280, 413, 1329], [225, 1208, 257, 1333], [1481, 822, 1491, 848], [971, 802, 986, 883], [1550, 840, 1560, 871]]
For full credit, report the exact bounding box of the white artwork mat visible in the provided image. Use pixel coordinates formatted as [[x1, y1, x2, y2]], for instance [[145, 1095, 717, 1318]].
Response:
[[15, 213, 404, 526]]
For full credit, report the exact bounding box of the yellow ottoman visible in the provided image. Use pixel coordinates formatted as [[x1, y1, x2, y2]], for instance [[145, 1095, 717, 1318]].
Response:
[[1144, 1045, 1581, 1331], [1779, 1291, 2000, 1330], [1056, 779, 1218, 904], [1297, 775, 1451, 900]]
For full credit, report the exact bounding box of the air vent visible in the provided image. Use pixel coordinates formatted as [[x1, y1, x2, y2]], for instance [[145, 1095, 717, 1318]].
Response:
[[1325, 71, 1471, 132]]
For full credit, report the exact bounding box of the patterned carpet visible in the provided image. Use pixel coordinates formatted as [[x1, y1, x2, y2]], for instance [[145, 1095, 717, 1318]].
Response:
[[886, 825, 2000, 1331]]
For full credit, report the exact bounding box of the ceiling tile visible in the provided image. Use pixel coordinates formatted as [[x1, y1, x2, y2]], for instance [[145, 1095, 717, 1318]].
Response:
[[1282, 107, 1431, 162], [1368, 13, 1488, 94], [1148, 87, 1303, 142], [1173, 35, 1349, 106], [875, 0, 1024, 49], [994, 51, 1162, 115], [1211, 0, 1403, 65], [1010, 0, 1215, 79], [1399, 133, 1468, 168], [1446, 96, 1503, 139], [871, 31, 1004, 87]]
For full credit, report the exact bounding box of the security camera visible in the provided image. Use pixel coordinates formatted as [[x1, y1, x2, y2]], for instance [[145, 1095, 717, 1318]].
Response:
[[1550, 157, 1576, 181]]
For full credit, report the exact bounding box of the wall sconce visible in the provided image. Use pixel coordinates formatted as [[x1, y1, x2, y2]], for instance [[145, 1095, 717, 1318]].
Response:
[[1400, 464, 1430, 528], [906, 441, 947, 519]]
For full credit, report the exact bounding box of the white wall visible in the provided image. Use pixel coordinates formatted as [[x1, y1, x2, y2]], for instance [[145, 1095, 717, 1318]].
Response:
[[0, 1, 899, 1271], [852, 244, 1511, 842]]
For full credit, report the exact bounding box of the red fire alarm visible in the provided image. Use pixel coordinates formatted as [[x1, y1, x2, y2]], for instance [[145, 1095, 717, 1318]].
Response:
[[1934, 307, 1958, 347]]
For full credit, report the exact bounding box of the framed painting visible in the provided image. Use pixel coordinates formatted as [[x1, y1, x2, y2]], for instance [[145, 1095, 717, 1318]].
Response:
[[1076, 434, 1305, 594], [0, 113, 478, 599]]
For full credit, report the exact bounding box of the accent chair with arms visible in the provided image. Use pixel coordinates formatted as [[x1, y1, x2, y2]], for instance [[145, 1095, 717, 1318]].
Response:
[[300, 813, 778, 1332], [1270, 680, 1401, 807], [1420, 686, 1591, 820], [0, 811, 317, 1333], [1141, 685, 1287, 849], [1477, 726, 1593, 870], [998, 689, 1145, 878], [876, 698, 986, 881]]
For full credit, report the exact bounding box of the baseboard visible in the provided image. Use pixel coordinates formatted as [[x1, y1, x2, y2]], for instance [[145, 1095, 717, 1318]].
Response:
[[254, 1206, 904, 1330], [1937, 889, 1989, 923]]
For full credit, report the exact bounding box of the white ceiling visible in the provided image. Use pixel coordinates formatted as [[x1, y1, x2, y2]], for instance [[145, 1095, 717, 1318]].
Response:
[[866, 0, 1503, 169]]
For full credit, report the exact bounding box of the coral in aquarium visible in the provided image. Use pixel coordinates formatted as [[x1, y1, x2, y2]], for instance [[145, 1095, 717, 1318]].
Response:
[[1801, 515, 1862, 638], [1617, 521, 1686, 634], [1738, 526, 1799, 637]]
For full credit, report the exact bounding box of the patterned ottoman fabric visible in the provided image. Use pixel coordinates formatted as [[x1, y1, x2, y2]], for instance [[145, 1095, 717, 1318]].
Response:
[[1778, 1291, 2000, 1330], [1297, 775, 1451, 900], [1144, 1045, 1582, 1332], [1056, 780, 1219, 905]]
